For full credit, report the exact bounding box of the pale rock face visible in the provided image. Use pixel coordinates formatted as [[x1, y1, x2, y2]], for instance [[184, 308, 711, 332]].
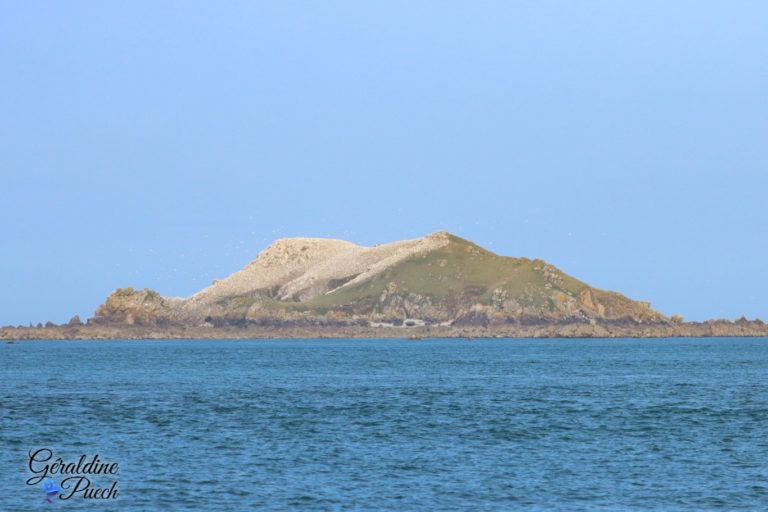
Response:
[[187, 237, 362, 305], [579, 289, 597, 310], [184, 232, 452, 310]]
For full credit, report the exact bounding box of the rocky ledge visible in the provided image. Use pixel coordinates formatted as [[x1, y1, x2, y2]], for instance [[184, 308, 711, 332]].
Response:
[[2, 317, 767, 340]]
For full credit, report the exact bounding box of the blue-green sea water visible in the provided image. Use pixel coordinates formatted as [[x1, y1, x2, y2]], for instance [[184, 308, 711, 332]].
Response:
[[2, 338, 767, 510]]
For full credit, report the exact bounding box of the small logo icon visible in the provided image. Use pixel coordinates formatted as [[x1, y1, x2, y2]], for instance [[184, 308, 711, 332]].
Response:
[[42, 479, 61, 503]]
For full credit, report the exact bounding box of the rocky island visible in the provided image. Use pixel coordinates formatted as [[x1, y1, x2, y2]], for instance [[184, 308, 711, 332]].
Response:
[[3, 232, 766, 339]]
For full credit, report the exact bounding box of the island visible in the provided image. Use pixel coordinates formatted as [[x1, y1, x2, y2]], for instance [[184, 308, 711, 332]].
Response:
[[3, 232, 766, 339]]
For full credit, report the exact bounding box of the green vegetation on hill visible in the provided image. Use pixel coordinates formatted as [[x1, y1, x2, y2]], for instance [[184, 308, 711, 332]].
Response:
[[303, 234, 587, 312]]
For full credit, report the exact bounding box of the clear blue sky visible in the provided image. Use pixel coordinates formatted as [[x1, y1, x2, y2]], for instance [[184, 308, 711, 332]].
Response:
[[1, 1, 766, 325]]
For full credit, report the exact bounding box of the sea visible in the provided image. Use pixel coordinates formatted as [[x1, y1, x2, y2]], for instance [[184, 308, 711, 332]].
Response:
[[2, 338, 767, 511]]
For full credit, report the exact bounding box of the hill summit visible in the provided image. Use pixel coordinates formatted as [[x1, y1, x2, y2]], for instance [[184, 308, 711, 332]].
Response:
[[91, 232, 667, 328]]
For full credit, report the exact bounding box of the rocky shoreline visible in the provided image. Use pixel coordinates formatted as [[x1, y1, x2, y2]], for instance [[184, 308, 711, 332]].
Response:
[[3, 318, 767, 340]]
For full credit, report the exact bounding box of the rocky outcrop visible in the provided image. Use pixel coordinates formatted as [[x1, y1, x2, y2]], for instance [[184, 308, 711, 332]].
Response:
[[91, 288, 182, 326]]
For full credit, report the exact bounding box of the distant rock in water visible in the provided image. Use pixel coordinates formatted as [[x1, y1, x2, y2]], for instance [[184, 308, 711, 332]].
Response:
[[90, 231, 668, 329]]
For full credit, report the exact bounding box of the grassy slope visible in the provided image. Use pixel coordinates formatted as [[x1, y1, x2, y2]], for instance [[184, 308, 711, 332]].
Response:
[[300, 234, 589, 312]]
